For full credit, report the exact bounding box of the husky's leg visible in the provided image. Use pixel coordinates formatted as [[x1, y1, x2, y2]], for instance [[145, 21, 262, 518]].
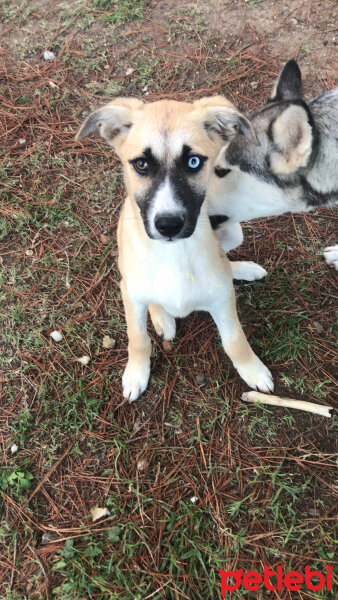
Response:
[[215, 221, 267, 280], [215, 220, 244, 252], [230, 261, 267, 281], [323, 245, 338, 271]]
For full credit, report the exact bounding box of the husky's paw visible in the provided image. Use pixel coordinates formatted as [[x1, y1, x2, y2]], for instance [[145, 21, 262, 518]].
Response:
[[230, 261, 268, 281], [323, 245, 338, 271], [122, 363, 150, 402], [236, 359, 274, 393], [149, 304, 176, 340]]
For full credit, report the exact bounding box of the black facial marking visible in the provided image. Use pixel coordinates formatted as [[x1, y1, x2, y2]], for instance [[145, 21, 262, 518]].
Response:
[[214, 166, 231, 178], [134, 148, 207, 239], [177, 144, 207, 174], [209, 214, 229, 229]]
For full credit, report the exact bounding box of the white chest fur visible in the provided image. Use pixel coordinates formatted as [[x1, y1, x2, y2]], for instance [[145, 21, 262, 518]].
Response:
[[124, 221, 232, 318]]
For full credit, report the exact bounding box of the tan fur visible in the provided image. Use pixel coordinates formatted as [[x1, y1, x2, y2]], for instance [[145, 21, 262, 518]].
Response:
[[270, 105, 312, 174], [77, 97, 273, 401]]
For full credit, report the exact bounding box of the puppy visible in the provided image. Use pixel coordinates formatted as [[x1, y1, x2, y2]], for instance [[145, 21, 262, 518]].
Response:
[[208, 60, 338, 269], [76, 97, 273, 401]]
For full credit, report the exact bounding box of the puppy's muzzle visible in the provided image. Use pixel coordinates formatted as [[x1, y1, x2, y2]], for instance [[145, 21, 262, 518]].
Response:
[[154, 213, 185, 239]]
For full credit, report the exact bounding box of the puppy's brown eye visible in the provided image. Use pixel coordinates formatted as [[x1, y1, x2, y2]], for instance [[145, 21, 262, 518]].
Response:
[[133, 159, 149, 174]]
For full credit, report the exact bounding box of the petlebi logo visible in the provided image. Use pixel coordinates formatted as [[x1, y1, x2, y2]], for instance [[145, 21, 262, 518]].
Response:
[[219, 564, 333, 596]]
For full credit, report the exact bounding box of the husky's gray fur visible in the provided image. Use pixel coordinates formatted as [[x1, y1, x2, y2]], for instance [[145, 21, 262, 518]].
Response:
[[208, 60, 338, 269]]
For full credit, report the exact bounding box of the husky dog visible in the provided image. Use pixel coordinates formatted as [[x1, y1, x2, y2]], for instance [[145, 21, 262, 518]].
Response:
[[76, 97, 273, 401], [208, 60, 338, 269]]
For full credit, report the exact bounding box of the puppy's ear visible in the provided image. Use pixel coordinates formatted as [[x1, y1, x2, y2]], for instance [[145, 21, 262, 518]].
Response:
[[270, 104, 312, 174], [75, 98, 144, 147], [194, 96, 259, 145], [270, 60, 302, 102]]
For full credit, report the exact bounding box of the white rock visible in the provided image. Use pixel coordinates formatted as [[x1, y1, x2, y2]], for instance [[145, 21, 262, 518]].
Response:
[[190, 496, 199, 504], [125, 68, 134, 76], [10, 444, 18, 454], [90, 506, 109, 522], [19, 138, 26, 145], [77, 355, 91, 366], [50, 330, 63, 342], [48, 81, 58, 88], [44, 51, 55, 61]]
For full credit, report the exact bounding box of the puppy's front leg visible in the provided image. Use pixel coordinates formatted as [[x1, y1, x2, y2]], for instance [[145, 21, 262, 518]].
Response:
[[121, 281, 152, 402], [210, 291, 274, 393]]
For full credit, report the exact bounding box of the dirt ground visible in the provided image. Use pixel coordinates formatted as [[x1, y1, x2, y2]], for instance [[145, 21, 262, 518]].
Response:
[[0, 1, 337, 599]]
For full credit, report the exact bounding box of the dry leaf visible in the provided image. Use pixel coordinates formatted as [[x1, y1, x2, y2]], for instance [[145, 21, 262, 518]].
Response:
[[102, 335, 116, 349], [100, 234, 110, 244], [90, 506, 109, 522]]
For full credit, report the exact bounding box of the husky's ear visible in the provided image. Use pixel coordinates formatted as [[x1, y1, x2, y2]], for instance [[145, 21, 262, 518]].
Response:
[[194, 96, 259, 145], [270, 104, 312, 174], [270, 60, 302, 102], [75, 98, 144, 147]]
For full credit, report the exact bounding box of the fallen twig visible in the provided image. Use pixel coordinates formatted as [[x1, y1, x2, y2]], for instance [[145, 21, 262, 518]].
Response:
[[242, 391, 333, 418]]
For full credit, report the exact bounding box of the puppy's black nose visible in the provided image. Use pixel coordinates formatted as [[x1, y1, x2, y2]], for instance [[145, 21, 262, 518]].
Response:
[[155, 214, 185, 238]]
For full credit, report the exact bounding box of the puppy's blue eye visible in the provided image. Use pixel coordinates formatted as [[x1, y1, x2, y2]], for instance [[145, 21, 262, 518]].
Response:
[[188, 156, 200, 169]]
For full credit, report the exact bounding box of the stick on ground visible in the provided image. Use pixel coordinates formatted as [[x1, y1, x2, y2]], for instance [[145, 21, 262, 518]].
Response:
[[241, 391, 333, 418]]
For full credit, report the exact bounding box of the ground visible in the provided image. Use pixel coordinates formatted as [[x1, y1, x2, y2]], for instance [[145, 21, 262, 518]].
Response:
[[0, 1, 337, 599]]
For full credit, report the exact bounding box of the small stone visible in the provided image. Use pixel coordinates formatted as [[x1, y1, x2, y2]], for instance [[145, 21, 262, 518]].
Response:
[[50, 330, 63, 342], [25, 248, 33, 256], [41, 531, 60, 544], [190, 496, 199, 504], [77, 355, 90, 366], [102, 335, 116, 349], [196, 373, 205, 386], [162, 340, 172, 351], [48, 81, 58, 88], [44, 50, 55, 61], [137, 459, 148, 471], [313, 321, 324, 335], [250, 81, 258, 89], [19, 138, 26, 145], [125, 68, 134, 76], [10, 444, 18, 454], [142, 85, 148, 92]]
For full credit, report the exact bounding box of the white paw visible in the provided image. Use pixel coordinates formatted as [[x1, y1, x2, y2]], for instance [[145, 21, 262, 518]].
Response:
[[236, 359, 274, 393], [323, 245, 338, 271], [122, 363, 150, 402], [231, 261, 268, 281], [151, 309, 176, 340]]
